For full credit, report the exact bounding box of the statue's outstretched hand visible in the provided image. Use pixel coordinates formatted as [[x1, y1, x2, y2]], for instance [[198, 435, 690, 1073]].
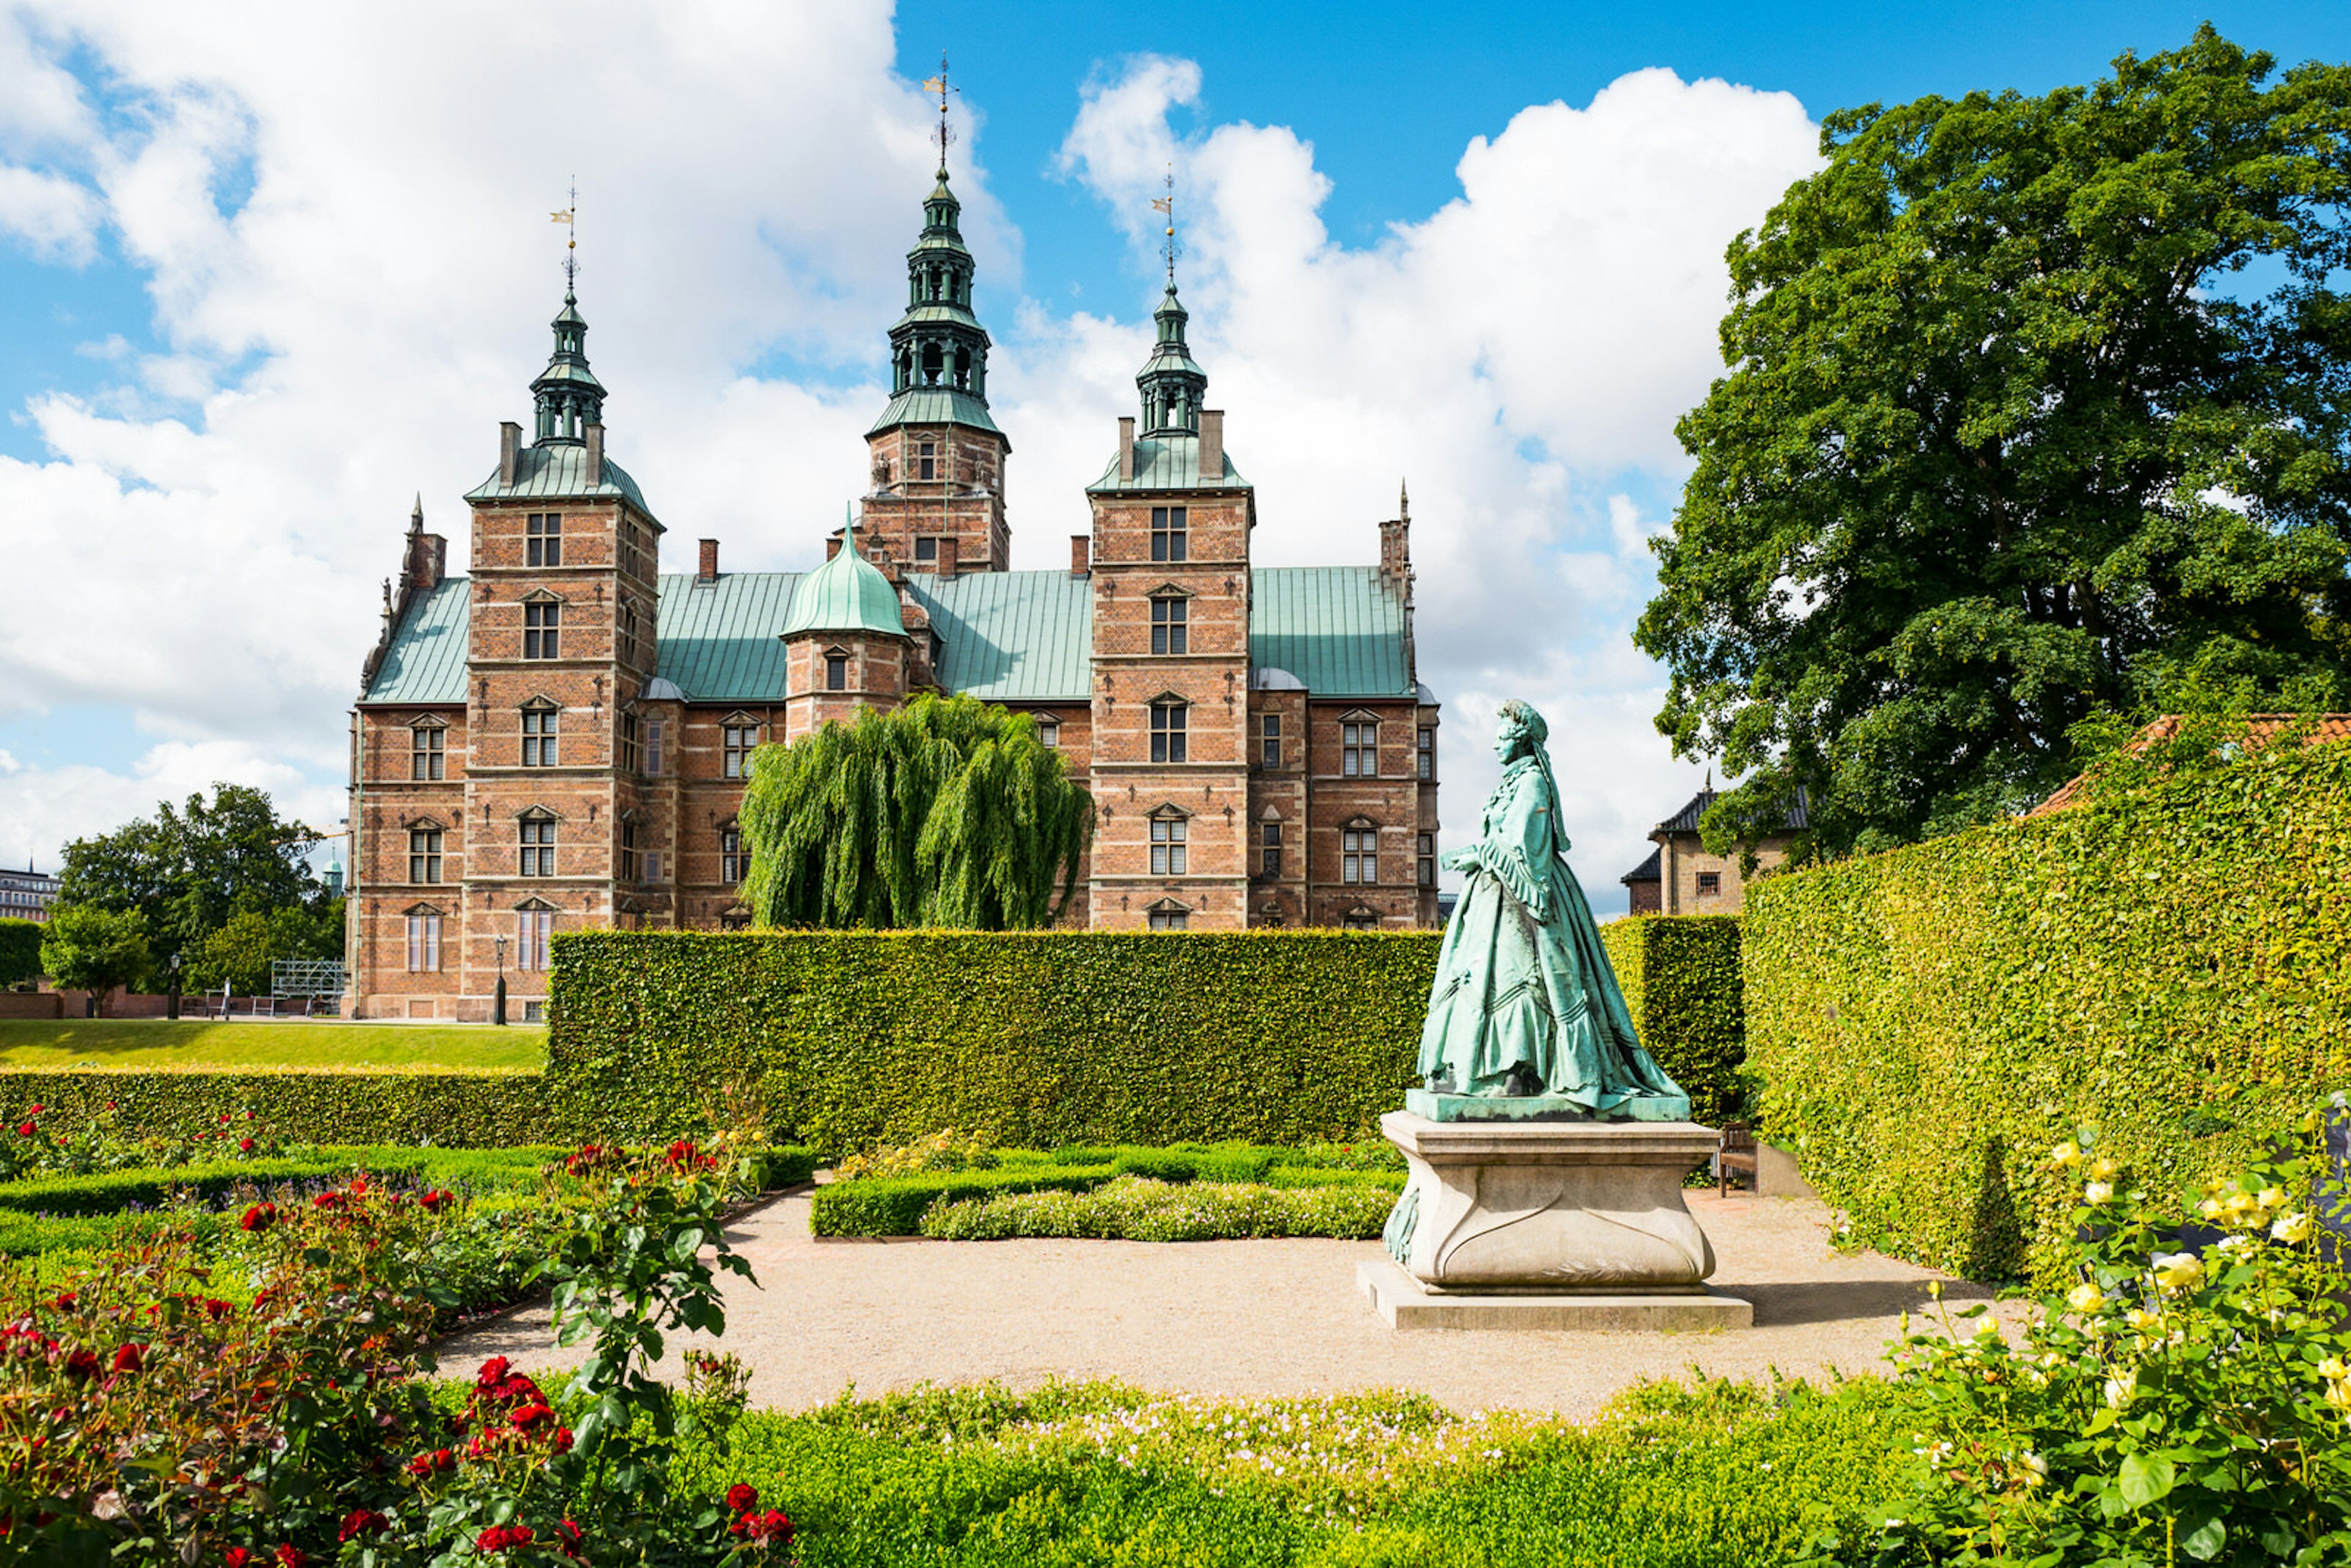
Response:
[[1438, 847, 1477, 872]]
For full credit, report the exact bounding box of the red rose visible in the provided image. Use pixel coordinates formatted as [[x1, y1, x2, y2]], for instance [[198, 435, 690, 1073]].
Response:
[[50, 1292, 75, 1313], [111, 1343, 144, 1374], [732, 1509, 795, 1544], [552, 1426, 574, 1453], [726, 1484, 759, 1514], [421, 1188, 454, 1212], [337, 1509, 389, 1542], [62, 1348, 99, 1382], [556, 1518, 585, 1558], [25, 1104, 42, 1116], [14, 1122, 33, 1138], [204, 1299, 231, 1320], [240, 1203, 276, 1232], [225, 1552, 253, 1568], [238, 1138, 255, 1153], [274, 1548, 307, 1568], [511, 1402, 553, 1430], [219, 1114, 231, 1124], [474, 1356, 511, 1389]]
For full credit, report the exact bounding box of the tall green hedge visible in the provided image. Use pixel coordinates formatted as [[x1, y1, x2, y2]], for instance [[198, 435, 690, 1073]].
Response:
[[549, 930, 1441, 1152], [0, 919, 42, 988], [1743, 738, 2351, 1286], [1597, 915, 1745, 1124], [0, 1069, 547, 1147]]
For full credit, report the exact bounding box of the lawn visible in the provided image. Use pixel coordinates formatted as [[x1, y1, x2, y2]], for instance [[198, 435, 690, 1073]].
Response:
[[0, 1019, 548, 1072]]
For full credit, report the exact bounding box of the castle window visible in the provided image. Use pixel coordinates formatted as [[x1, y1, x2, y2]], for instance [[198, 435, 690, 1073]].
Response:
[[1148, 906, 1189, 932], [723, 722, 759, 779], [918, 440, 936, 480], [620, 820, 640, 883], [404, 912, 440, 973], [1037, 718, 1060, 749], [1150, 811, 1188, 876], [915, 536, 939, 563], [1150, 595, 1188, 655], [621, 602, 640, 666], [1697, 871, 1722, 897], [646, 720, 664, 777], [1343, 719, 1378, 778], [410, 722, 445, 781], [1418, 728, 1436, 781], [408, 828, 443, 885], [518, 815, 557, 878], [527, 513, 562, 568], [516, 906, 554, 971], [1260, 713, 1280, 770], [1149, 700, 1187, 763], [523, 601, 560, 659], [1150, 506, 1188, 563], [1262, 820, 1283, 878], [521, 705, 559, 767], [1417, 833, 1436, 887], [619, 711, 641, 775], [825, 654, 849, 691], [720, 827, 746, 885], [1343, 823, 1379, 885]]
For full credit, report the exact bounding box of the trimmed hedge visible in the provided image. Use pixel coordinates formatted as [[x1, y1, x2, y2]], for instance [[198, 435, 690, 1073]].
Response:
[[0, 1069, 551, 1148], [1744, 735, 2351, 1285], [0, 919, 40, 988], [811, 1168, 1111, 1237], [1597, 915, 1745, 1124], [0, 1158, 409, 1217], [549, 930, 1442, 1152]]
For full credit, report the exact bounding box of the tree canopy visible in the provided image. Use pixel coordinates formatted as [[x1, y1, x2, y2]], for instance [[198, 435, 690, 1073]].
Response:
[[739, 695, 1094, 930], [39, 907, 152, 1013], [54, 784, 326, 971], [1638, 27, 2351, 857]]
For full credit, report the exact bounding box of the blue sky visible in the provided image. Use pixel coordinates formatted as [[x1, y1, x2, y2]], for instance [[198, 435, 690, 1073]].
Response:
[[0, 2, 2345, 904]]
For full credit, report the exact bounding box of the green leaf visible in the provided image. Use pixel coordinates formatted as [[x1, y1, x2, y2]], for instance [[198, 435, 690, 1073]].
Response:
[[2118, 1453, 2175, 1510], [2180, 1518, 2226, 1561]]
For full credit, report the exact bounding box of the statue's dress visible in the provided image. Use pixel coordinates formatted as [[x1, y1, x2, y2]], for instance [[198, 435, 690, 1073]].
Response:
[[1417, 756, 1684, 1109]]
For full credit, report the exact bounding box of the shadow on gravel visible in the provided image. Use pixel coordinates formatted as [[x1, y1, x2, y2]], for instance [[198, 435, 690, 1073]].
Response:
[[1739, 1277, 1997, 1327]]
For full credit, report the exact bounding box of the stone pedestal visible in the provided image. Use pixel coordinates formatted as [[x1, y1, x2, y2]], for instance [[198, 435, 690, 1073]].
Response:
[[1374, 1109, 1749, 1327]]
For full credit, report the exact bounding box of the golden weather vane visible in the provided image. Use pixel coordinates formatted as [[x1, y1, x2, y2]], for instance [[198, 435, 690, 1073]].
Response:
[[921, 53, 959, 171], [550, 180, 577, 292], [1150, 167, 1178, 283]]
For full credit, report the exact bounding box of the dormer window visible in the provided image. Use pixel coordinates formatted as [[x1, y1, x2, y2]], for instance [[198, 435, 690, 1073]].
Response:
[[1151, 594, 1188, 655]]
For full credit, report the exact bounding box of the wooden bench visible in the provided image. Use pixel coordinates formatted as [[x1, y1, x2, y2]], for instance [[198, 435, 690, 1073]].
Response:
[[1716, 1121, 1759, 1198]]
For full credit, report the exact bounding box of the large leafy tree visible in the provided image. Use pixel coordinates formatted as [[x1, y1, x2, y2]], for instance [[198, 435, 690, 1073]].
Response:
[[39, 907, 154, 1012], [1639, 28, 2351, 856], [54, 784, 324, 970], [740, 694, 1093, 929]]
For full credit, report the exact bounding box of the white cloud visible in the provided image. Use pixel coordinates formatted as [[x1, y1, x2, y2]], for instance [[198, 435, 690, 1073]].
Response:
[[0, 13, 1820, 908], [0, 739, 343, 871], [0, 163, 100, 261]]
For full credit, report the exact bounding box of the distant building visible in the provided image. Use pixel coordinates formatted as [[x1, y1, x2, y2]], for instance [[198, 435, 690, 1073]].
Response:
[[0, 863, 59, 924], [1619, 787, 1807, 916], [2030, 713, 2351, 816]]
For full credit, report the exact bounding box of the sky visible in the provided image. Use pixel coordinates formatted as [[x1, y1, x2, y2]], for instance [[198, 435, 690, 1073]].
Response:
[[0, 1, 2347, 912]]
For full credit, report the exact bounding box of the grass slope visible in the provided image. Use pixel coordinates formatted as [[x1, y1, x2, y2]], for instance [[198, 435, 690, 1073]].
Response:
[[0, 1019, 547, 1073]]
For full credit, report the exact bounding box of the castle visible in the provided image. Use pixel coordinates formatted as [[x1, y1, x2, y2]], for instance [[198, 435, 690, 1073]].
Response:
[[347, 164, 1441, 1021]]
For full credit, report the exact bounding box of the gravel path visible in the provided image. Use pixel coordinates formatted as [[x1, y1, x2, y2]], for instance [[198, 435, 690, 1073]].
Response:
[[443, 1189, 2025, 1417]]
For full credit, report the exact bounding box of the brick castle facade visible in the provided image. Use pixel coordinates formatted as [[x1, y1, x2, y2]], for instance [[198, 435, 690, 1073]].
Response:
[[347, 167, 1440, 1021]]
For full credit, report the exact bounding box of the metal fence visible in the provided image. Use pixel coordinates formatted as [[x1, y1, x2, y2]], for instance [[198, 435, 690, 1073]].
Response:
[[270, 959, 347, 999]]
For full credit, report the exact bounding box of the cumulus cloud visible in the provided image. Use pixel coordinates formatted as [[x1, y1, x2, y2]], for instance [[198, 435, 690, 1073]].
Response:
[[0, 11, 1821, 907]]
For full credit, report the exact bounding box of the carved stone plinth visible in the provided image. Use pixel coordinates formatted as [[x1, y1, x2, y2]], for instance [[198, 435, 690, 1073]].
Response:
[[1379, 1110, 1729, 1295]]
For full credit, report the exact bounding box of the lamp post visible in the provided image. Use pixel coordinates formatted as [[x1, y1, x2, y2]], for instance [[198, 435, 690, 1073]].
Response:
[[166, 951, 182, 1021], [493, 934, 508, 1027]]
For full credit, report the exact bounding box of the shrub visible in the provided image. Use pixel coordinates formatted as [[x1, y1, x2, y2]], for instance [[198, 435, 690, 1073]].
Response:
[[0, 918, 41, 988], [834, 1128, 1000, 1182], [810, 1166, 1111, 1238], [1744, 732, 2351, 1283], [920, 1174, 1401, 1240], [1815, 1106, 2351, 1567], [1597, 914, 1745, 1124], [0, 1067, 553, 1148], [38, 906, 152, 1008]]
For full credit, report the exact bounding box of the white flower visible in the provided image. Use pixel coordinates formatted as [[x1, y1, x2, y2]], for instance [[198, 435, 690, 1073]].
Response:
[[2272, 1211, 2311, 1245], [2066, 1282, 2107, 1313], [2151, 1253, 2204, 1293], [2084, 1181, 2114, 1204], [2020, 1452, 2048, 1485], [2104, 1369, 2138, 1408], [2218, 1234, 2252, 1254], [2198, 1198, 2225, 1220]]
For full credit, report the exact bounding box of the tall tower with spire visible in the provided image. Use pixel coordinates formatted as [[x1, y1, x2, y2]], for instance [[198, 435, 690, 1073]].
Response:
[[859, 58, 1013, 577]]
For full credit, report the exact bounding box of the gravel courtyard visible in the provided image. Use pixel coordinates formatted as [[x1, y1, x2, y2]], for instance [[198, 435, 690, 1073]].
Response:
[[442, 1187, 2023, 1417]]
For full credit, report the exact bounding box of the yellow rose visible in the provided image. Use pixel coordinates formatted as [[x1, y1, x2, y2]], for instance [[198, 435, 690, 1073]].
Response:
[[2319, 1358, 2348, 1382], [2272, 1212, 2312, 1245], [2084, 1180, 2114, 1204], [2050, 1140, 2083, 1169], [2257, 1187, 2287, 1210], [2152, 1253, 2204, 1293], [2089, 1157, 2118, 1180], [2104, 1369, 2137, 1408], [2066, 1282, 2106, 1313], [2124, 1308, 2164, 1333]]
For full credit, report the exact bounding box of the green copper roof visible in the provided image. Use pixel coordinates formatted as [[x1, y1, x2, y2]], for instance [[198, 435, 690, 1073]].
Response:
[[865, 386, 1002, 438], [466, 444, 659, 523], [778, 527, 906, 638], [362, 564, 1412, 707], [1087, 434, 1248, 492], [906, 570, 1092, 700], [1250, 566, 1412, 697], [359, 578, 471, 704]]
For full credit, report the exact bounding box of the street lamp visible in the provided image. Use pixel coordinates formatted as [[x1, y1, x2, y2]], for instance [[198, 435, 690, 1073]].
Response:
[[166, 951, 182, 1022], [493, 934, 508, 1027]]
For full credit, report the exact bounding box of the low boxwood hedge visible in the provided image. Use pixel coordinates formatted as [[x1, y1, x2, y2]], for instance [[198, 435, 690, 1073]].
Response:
[[0, 1158, 422, 1218], [0, 1069, 549, 1148], [811, 1168, 1112, 1237]]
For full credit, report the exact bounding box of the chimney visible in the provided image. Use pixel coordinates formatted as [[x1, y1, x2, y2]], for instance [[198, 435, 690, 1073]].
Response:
[[498, 422, 522, 486], [825, 535, 842, 562], [1198, 410, 1224, 482], [584, 421, 605, 476], [936, 536, 959, 576], [697, 538, 719, 583], [1118, 416, 1136, 482], [408, 533, 447, 591], [1070, 535, 1091, 577]]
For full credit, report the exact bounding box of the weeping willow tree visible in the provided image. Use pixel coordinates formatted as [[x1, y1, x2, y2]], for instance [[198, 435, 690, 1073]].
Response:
[[737, 694, 1094, 929]]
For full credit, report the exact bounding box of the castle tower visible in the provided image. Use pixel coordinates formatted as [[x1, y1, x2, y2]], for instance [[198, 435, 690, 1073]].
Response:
[[1084, 266, 1253, 931], [778, 516, 912, 740], [858, 162, 1011, 575], [456, 277, 669, 1004]]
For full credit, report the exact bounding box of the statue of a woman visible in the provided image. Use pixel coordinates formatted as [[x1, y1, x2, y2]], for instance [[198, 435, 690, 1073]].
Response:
[[1418, 699, 1688, 1116]]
